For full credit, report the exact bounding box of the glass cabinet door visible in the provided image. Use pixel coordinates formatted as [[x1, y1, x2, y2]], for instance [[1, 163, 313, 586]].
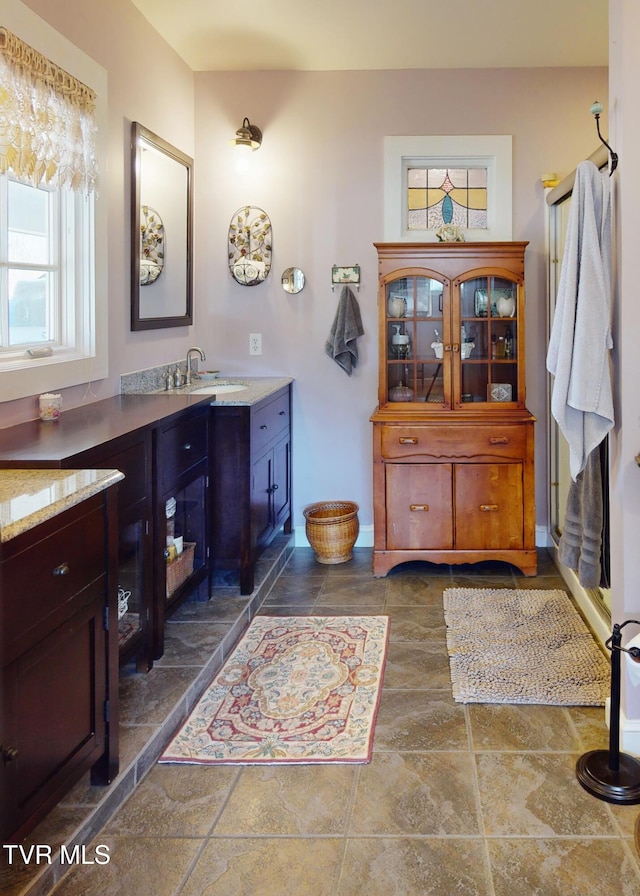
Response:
[[458, 275, 518, 406], [117, 515, 146, 657], [385, 274, 448, 405]]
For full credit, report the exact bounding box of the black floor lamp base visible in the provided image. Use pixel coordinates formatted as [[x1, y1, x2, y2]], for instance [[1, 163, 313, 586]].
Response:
[[576, 750, 640, 804]]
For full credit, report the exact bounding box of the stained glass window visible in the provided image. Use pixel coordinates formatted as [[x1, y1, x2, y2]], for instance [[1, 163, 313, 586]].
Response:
[[407, 167, 488, 231]]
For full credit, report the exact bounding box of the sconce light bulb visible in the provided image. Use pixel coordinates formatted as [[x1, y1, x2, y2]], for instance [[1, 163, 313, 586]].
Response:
[[230, 118, 262, 151], [590, 101, 604, 117]]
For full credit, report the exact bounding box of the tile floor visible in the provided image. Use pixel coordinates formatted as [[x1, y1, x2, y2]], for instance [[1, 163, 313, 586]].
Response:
[[4, 546, 640, 896]]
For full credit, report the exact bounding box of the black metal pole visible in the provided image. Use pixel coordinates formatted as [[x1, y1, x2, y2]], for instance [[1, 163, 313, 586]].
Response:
[[609, 623, 622, 772], [576, 621, 640, 803]]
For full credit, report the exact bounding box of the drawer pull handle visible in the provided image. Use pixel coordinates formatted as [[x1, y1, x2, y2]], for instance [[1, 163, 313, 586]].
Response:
[[399, 437, 418, 444], [52, 562, 70, 577], [410, 504, 429, 512], [260, 424, 268, 430], [183, 442, 192, 450], [268, 483, 280, 493], [480, 504, 499, 512], [1, 743, 18, 765], [489, 437, 508, 445]]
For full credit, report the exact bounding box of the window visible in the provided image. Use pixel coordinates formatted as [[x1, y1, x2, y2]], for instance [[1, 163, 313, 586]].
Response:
[[407, 166, 488, 230], [384, 135, 512, 242], [2, 178, 94, 354], [0, 4, 107, 402]]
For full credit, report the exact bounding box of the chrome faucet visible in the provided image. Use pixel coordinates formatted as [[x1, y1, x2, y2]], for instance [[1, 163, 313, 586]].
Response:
[[185, 346, 206, 385]]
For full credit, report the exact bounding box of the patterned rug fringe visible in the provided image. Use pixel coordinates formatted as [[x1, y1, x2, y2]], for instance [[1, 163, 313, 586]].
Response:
[[159, 615, 389, 765]]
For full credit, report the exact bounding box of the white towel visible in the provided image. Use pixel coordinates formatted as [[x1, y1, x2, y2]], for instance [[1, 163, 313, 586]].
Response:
[[546, 160, 613, 481]]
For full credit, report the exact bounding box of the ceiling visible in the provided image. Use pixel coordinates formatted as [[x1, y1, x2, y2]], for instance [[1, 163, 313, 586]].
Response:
[[130, 0, 608, 73]]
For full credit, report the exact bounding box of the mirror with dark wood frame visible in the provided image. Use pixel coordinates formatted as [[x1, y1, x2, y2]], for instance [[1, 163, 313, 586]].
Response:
[[131, 122, 193, 330]]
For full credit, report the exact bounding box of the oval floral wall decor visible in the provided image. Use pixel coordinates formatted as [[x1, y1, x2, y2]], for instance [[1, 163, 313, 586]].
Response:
[[228, 206, 272, 286], [140, 205, 164, 285]]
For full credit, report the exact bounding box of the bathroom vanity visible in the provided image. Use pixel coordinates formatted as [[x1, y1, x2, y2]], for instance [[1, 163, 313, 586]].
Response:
[[0, 378, 293, 667], [0, 469, 122, 843]]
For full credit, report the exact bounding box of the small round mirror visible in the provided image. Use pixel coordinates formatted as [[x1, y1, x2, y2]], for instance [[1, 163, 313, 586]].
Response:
[[281, 267, 305, 294]]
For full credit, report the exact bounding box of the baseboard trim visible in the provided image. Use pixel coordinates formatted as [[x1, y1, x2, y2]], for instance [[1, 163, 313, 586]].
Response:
[[619, 704, 640, 757]]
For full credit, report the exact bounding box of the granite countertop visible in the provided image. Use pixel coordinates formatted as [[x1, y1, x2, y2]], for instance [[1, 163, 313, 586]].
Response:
[[140, 376, 293, 406], [0, 468, 124, 542], [0, 377, 293, 465]]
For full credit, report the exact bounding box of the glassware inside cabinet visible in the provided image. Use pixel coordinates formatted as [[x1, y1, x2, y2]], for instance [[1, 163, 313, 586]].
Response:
[[386, 275, 444, 403], [458, 274, 519, 405]]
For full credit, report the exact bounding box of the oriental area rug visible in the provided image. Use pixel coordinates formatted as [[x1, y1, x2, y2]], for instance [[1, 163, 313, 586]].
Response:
[[159, 615, 389, 765], [443, 588, 609, 706]]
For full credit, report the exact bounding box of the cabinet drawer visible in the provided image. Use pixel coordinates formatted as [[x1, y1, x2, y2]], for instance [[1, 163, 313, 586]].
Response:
[[157, 410, 208, 493], [251, 392, 290, 456], [1, 503, 106, 661], [379, 424, 526, 461], [101, 440, 148, 509]]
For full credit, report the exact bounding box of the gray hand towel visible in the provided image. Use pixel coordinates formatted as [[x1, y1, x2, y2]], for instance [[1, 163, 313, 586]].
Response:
[[325, 286, 364, 376], [557, 444, 604, 588]]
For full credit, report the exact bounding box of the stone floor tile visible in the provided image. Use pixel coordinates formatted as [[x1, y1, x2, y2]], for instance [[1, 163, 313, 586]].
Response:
[[386, 605, 446, 640], [179, 837, 343, 896], [119, 666, 198, 725], [49, 836, 202, 896], [214, 764, 356, 835], [468, 704, 582, 751], [476, 751, 618, 836], [374, 689, 468, 752], [156, 621, 231, 666], [338, 838, 491, 896], [349, 752, 480, 836], [385, 575, 448, 606], [487, 838, 640, 896], [104, 764, 239, 837], [383, 641, 452, 689]]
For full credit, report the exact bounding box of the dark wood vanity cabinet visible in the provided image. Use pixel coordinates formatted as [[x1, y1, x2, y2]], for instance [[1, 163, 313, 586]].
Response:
[[0, 487, 119, 843], [210, 385, 292, 594], [0, 425, 154, 672], [70, 432, 154, 671], [153, 405, 209, 658]]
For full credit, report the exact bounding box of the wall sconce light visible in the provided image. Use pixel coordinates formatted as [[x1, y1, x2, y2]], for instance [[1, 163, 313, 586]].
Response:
[[231, 117, 262, 151]]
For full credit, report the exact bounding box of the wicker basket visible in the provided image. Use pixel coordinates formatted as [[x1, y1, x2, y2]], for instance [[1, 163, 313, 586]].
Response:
[[166, 542, 196, 597], [303, 501, 359, 564]]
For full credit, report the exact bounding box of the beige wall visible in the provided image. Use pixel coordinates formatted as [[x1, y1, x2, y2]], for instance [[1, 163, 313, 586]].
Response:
[[1, 0, 196, 428], [3, 1, 608, 543], [194, 67, 607, 535]]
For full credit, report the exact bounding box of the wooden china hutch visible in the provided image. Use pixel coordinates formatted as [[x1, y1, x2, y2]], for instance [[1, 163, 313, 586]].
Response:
[[371, 241, 536, 577]]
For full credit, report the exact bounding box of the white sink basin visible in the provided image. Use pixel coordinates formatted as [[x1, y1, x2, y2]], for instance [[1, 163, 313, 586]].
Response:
[[190, 383, 248, 395]]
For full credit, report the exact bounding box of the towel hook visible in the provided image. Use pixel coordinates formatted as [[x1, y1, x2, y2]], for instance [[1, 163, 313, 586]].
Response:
[[331, 265, 361, 292], [591, 101, 618, 176]]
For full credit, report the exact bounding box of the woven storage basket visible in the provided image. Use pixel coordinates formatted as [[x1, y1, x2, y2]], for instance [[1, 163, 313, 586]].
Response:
[[303, 501, 359, 564], [166, 542, 196, 597]]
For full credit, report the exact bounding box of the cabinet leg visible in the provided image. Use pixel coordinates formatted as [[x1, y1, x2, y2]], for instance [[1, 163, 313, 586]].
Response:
[[239, 565, 255, 595]]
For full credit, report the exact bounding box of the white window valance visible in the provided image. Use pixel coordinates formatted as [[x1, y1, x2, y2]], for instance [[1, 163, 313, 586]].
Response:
[[0, 25, 98, 193]]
